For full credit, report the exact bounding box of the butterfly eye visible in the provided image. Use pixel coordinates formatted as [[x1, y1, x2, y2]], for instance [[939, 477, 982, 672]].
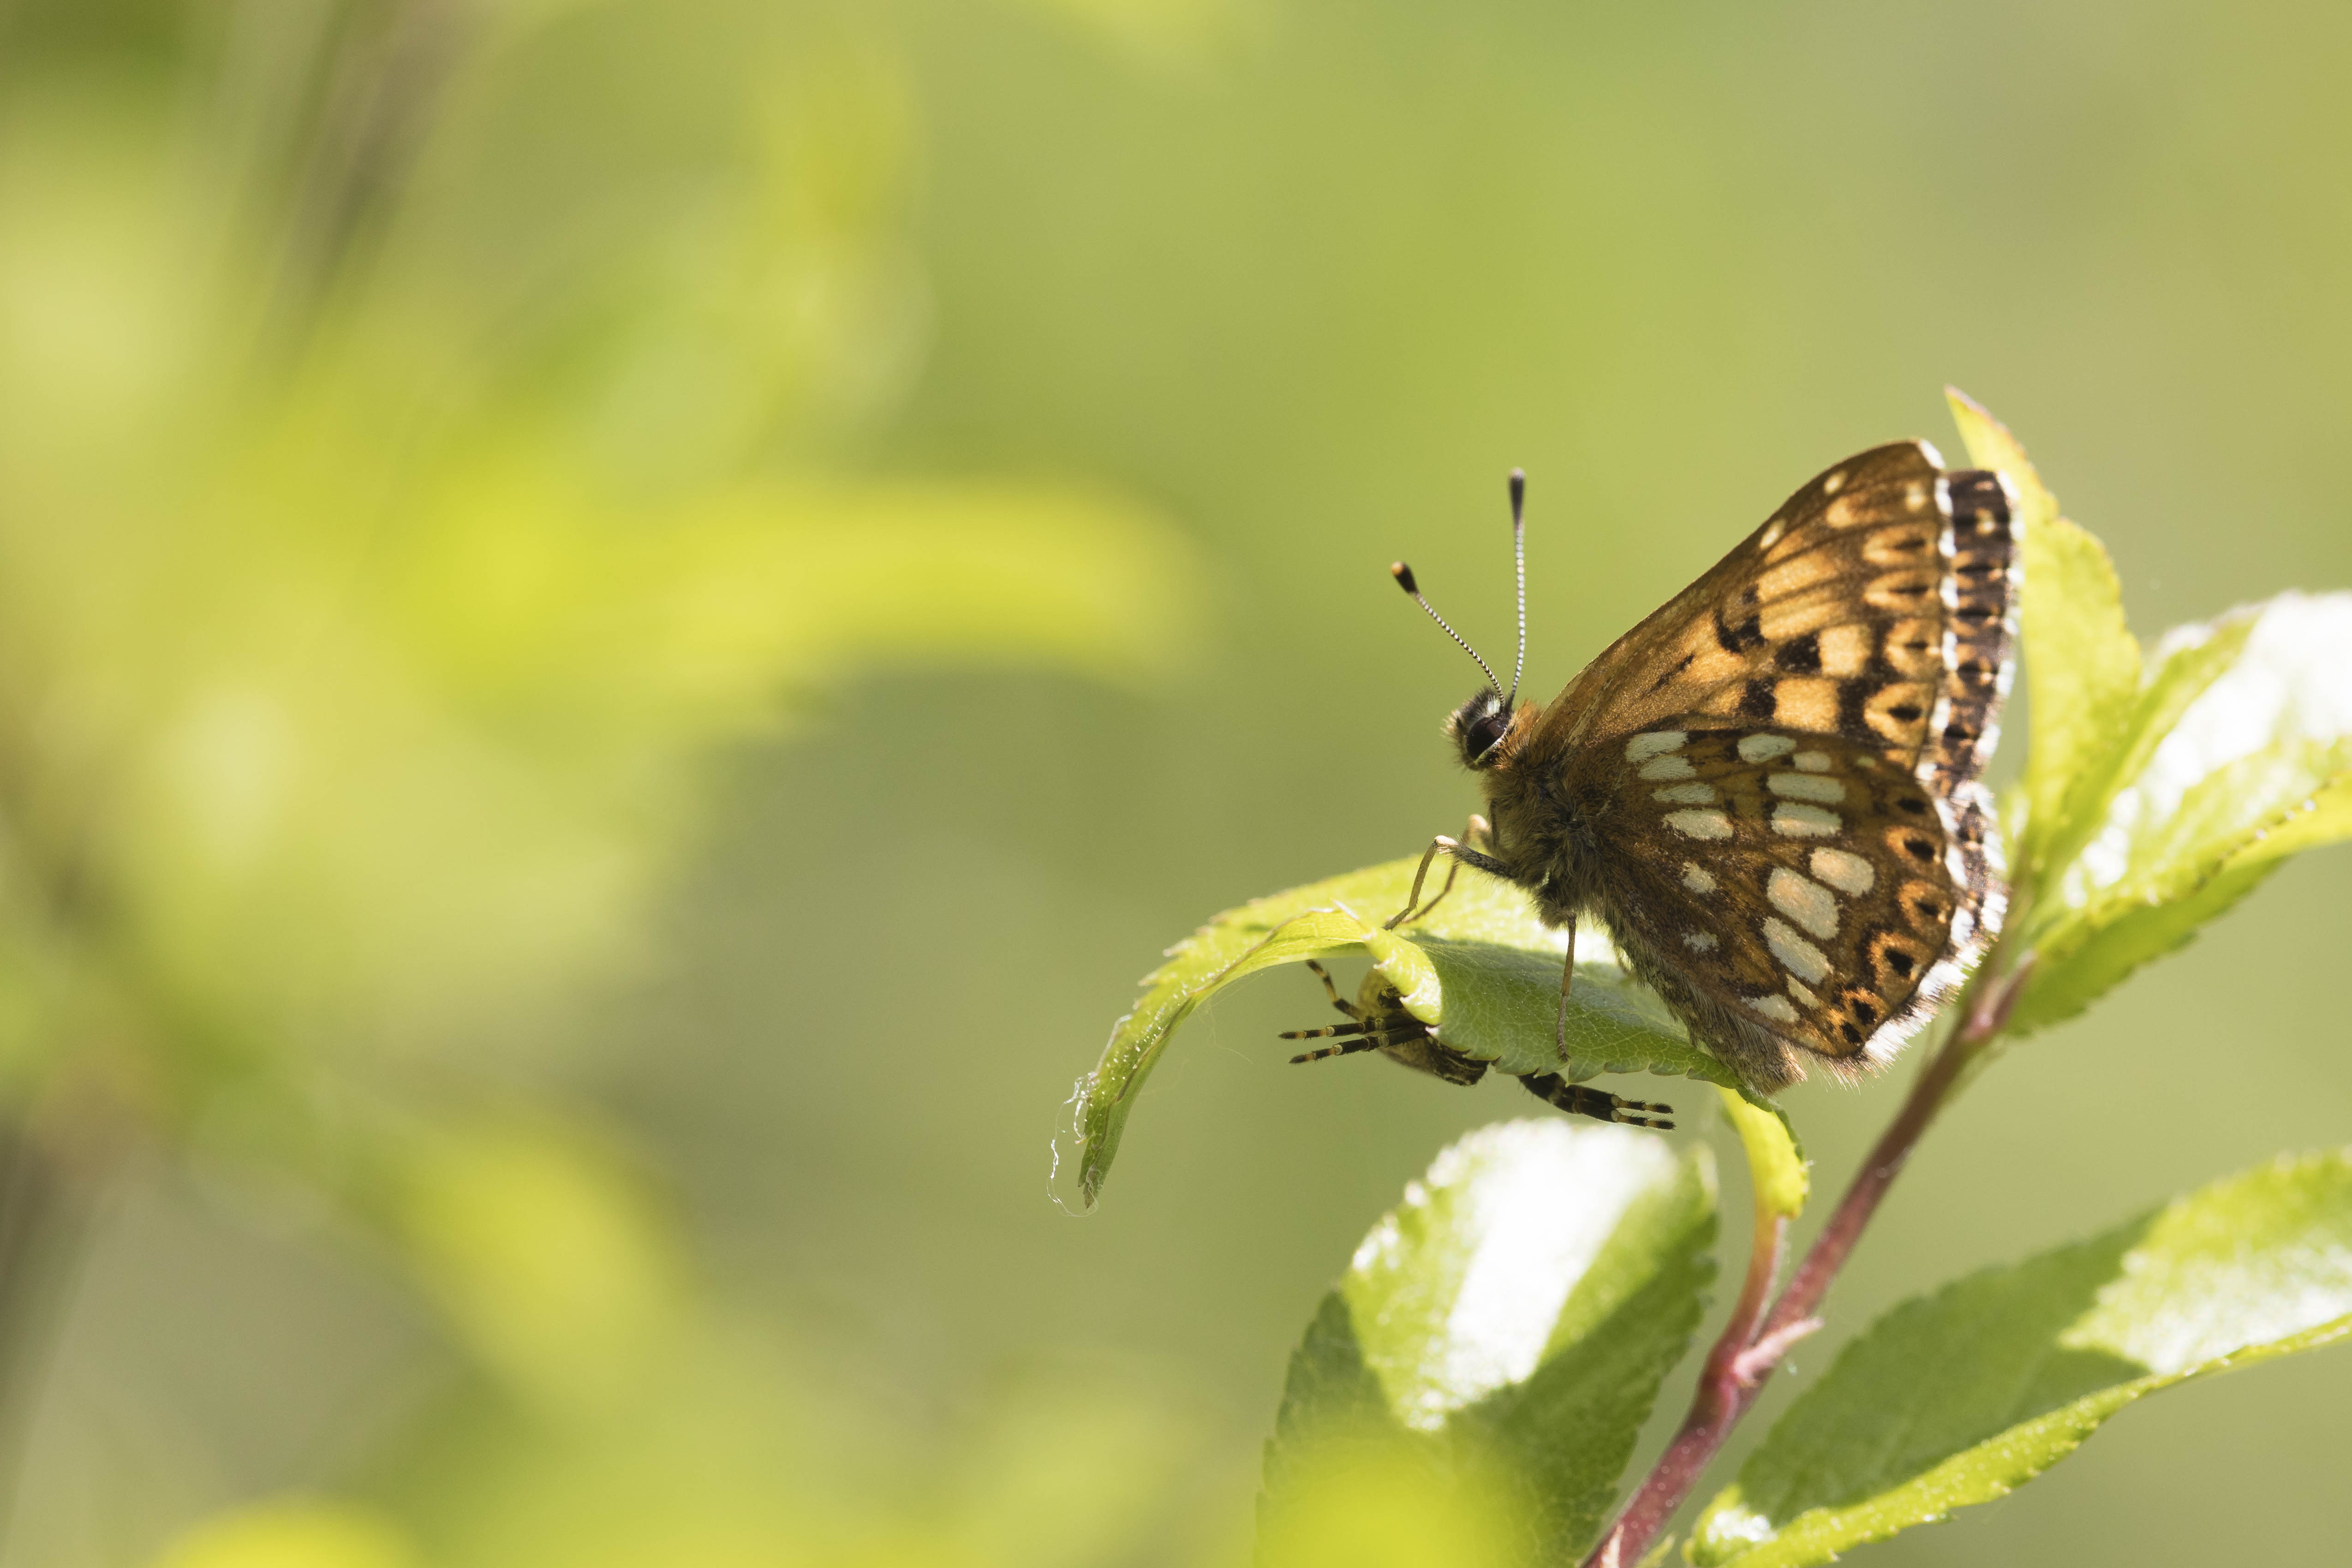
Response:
[[1448, 691, 1513, 769]]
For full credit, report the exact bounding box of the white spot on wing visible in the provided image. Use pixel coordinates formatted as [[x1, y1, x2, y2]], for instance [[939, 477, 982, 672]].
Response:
[[1763, 917, 1831, 983], [1786, 978, 1819, 1007], [1683, 930, 1718, 952], [1640, 755, 1698, 781], [1738, 733, 1796, 763], [1624, 731, 1689, 762], [1666, 808, 1734, 841], [1822, 470, 1846, 496], [1767, 868, 1839, 939], [1809, 847, 1877, 895], [1746, 994, 1799, 1024], [1772, 802, 1842, 838], [1681, 862, 1717, 895], [1768, 772, 1846, 804]]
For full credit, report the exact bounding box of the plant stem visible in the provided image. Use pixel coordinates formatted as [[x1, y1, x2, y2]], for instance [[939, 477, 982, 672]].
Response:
[[1581, 966, 2025, 1568], [1590, 1200, 1787, 1568]]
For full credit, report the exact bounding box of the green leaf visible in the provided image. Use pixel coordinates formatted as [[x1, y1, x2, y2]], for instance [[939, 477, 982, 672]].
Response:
[[2011, 592, 2352, 1031], [1065, 859, 1744, 1207], [1946, 389, 2141, 893], [1260, 1120, 1717, 1567], [1717, 1086, 1808, 1221], [1946, 396, 2352, 1028], [1690, 1149, 2352, 1567]]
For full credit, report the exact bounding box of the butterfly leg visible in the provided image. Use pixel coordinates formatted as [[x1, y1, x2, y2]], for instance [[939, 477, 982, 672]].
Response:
[[1384, 835, 1456, 930], [1282, 1023, 1427, 1065], [1517, 1071, 1676, 1131], [1554, 913, 1576, 1055], [1301, 959, 1362, 1019], [1278, 1019, 1372, 1042], [1286, 1034, 1409, 1064], [1383, 815, 1494, 930], [1289, 1043, 1373, 1067]]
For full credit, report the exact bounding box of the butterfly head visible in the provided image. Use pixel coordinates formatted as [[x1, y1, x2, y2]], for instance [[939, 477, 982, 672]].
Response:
[[1446, 689, 1514, 769]]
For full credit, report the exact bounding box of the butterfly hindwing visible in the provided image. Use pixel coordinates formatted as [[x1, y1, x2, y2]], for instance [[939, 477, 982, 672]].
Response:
[[1572, 726, 1983, 1088]]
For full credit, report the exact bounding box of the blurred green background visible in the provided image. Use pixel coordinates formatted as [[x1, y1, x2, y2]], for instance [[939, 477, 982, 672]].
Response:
[[0, 0, 2348, 1564]]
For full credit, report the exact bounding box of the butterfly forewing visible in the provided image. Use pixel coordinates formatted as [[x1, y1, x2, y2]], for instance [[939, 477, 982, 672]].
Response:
[[1497, 440, 2018, 1091], [1545, 443, 1961, 755]]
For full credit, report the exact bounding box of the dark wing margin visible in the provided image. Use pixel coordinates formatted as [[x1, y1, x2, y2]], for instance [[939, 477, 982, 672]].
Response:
[[1886, 467, 2019, 1059]]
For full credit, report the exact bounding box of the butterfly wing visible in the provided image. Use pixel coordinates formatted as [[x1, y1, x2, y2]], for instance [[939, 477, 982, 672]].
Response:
[[1539, 442, 2009, 782], [1578, 727, 1992, 1089], [1519, 442, 2018, 1085]]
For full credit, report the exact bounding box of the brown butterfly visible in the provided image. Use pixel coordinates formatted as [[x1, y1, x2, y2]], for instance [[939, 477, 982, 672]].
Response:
[[1353, 441, 2018, 1095]]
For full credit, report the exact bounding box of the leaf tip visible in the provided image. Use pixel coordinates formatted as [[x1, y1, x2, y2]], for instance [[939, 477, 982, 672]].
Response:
[[1050, 1070, 1110, 1214]]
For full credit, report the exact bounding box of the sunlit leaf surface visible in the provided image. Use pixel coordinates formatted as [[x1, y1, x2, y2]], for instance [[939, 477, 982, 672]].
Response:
[[1691, 1150, 2352, 1567], [2011, 592, 2352, 1030], [1946, 397, 2352, 1032], [1261, 1120, 1716, 1568], [1716, 1086, 1808, 1221], [1067, 858, 1743, 1207]]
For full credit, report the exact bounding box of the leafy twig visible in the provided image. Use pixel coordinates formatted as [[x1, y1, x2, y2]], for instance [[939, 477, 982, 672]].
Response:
[[1582, 957, 2033, 1568]]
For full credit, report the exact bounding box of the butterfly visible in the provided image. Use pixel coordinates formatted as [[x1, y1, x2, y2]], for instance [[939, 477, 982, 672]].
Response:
[[1300, 441, 2018, 1096]]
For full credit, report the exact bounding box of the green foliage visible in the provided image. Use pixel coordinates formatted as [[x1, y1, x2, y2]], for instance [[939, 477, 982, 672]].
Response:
[[1690, 1151, 2352, 1566], [1950, 392, 2352, 1031], [2004, 591, 2352, 1028], [1063, 395, 2352, 1568], [23, 2, 2352, 1564], [1068, 856, 1754, 1207], [1260, 1121, 1717, 1567], [1716, 1086, 1807, 1222], [4, 4, 1202, 1562], [0, 0, 1189, 1274]]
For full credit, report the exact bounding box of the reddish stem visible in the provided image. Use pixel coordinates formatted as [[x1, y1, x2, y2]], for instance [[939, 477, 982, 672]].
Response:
[[1588, 1203, 1787, 1568], [1580, 962, 2027, 1568]]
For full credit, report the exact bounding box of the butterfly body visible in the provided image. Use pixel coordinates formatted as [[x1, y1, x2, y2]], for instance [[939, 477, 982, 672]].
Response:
[[1437, 442, 2018, 1093]]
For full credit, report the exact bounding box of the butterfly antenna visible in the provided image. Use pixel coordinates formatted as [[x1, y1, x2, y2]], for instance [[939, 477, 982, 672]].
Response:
[[1391, 562, 1504, 696], [1507, 468, 1527, 709]]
